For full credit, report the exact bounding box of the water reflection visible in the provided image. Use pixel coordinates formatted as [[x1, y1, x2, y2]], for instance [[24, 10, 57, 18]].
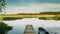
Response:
[[3, 18, 60, 34]]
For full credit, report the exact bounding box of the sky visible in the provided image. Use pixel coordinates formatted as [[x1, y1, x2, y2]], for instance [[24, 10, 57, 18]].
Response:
[[4, 0, 60, 14]]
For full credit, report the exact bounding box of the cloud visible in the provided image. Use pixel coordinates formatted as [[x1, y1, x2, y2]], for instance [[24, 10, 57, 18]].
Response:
[[5, 3, 60, 14]]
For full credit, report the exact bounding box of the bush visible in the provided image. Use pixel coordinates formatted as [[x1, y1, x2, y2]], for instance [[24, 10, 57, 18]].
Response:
[[55, 17, 60, 20], [0, 22, 13, 34], [39, 17, 47, 20], [3, 17, 22, 20]]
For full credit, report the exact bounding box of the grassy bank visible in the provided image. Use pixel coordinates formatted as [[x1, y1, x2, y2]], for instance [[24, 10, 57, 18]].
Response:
[[2, 17, 22, 21], [39, 17, 60, 20]]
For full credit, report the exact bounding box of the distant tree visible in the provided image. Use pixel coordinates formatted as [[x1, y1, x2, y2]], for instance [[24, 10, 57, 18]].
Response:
[[0, 22, 13, 34]]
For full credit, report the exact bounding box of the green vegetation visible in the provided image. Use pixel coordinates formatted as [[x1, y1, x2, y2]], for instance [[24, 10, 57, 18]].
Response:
[[0, 0, 6, 22], [0, 15, 3, 20], [39, 17, 47, 20], [3, 17, 22, 21], [0, 22, 13, 34], [54, 15, 60, 21], [39, 12, 60, 20], [0, 0, 6, 12], [56, 17, 60, 20], [0, 1, 13, 33], [39, 17, 60, 20]]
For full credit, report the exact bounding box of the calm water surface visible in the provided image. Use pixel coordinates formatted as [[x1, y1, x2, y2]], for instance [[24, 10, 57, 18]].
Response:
[[3, 18, 60, 34]]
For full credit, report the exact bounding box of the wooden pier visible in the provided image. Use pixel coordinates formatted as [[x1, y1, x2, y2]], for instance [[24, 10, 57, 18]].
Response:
[[24, 25, 35, 34]]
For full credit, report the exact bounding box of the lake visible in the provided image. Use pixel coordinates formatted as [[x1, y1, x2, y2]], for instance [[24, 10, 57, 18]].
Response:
[[3, 18, 60, 34]]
